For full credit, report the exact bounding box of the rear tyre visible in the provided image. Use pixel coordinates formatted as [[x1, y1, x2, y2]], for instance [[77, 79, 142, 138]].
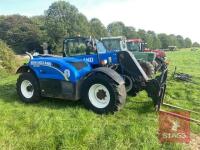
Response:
[[16, 73, 41, 103], [81, 73, 126, 114], [139, 61, 154, 78]]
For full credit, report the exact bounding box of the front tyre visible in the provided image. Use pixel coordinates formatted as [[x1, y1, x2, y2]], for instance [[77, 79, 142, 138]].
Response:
[[16, 73, 41, 103], [122, 74, 133, 93], [81, 73, 126, 114], [139, 61, 155, 78]]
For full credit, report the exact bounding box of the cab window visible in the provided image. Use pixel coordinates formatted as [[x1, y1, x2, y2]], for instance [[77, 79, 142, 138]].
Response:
[[96, 41, 107, 53], [64, 38, 97, 56], [66, 39, 86, 56]]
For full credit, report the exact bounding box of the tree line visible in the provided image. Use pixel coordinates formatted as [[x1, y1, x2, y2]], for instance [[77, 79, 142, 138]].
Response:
[[0, 1, 199, 54]]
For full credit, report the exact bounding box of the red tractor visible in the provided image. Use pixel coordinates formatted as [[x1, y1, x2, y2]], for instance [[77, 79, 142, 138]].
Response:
[[127, 39, 167, 71], [144, 49, 166, 59], [127, 38, 166, 59]]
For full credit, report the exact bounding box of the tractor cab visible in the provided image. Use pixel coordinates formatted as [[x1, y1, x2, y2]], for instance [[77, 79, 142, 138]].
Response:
[[63, 37, 107, 56], [101, 36, 156, 62], [63, 36, 119, 67], [101, 36, 158, 77], [126, 38, 145, 52], [128, 38, 166, 59], [101, 36, 127, 51], [127, 38, 167, 71]]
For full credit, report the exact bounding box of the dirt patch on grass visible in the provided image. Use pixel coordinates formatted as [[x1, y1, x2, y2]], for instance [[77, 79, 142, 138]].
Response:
[[16, 54, 29, 61], [189, 133, 200, 150]]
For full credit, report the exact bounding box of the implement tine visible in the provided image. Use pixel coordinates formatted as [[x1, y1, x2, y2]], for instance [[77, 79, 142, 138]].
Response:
[[160, 109, 200, 125], [163, 103, 200, 115]]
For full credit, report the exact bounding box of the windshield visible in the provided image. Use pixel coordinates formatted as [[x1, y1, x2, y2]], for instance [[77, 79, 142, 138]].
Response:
[[127, 42, 140, 52], [96, 41, 107, 53], [63, 38, 98, 56], [102, 39, 122, 51], [63, 39, 87, 56]]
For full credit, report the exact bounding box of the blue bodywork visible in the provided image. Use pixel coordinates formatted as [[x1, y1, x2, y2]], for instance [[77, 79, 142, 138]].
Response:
[[70, 51, 118, 67], [28, 55, 92, 83]]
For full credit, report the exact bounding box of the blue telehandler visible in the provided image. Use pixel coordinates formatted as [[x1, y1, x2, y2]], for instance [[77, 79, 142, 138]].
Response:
[[16, 54, 127, 114], [16, 36, 167, 114], [62, 37, 168, 110]]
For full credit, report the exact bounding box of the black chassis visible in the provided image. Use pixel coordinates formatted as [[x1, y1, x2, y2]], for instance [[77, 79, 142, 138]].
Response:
[[116, 50, 168, 109]]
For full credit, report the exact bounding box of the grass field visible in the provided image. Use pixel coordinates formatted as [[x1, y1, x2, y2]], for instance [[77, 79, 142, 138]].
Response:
[[0, 49, 199, 150]]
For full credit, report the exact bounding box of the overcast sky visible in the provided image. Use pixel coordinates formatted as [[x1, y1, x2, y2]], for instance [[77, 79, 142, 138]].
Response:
[[0, 0, 199, 43]]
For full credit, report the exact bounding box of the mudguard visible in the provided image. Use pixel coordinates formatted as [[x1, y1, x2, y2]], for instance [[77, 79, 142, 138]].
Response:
[[90, 67, 125, 85], [16, 65, 32, 74], [16, 65, 38, 78]]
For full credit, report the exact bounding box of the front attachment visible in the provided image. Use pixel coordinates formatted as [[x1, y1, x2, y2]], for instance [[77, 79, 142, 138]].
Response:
[[145, 66, 168, 111], [117, 51, 149, 81]]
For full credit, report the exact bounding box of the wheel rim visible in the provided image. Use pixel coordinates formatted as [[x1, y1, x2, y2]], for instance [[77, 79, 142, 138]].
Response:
[[21, 80, 34, 99], [123, 75, 133, 92], [88, 84, 110, 108]]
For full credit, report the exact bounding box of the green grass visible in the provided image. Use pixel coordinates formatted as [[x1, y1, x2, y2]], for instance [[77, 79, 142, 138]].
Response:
[[165, 49, 200, 134], [0, 49, 199, 150]]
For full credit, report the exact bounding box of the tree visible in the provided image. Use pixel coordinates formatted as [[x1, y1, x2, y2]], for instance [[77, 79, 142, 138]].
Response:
[[31, 16, 45, 28], [107, 21, 125, 36], [0, 40, 19, 72], [89, 18, 107, 39], [184, 38, 192, 48], [71, 13, 90, 37], [153, 36, 161, 49], [168, 34, 178, 46], [176, 35, 185, 48], [124, 26, 138, 39], [145, 31, 156, 49], [137, 29, 147, 41], [192, 42, 200, 47], [0, 15, 43, 54], [0, 15, 5, 24], [30, 15, 49, 41], [158, 33, 170, 49], [45, 1, 79, 44]]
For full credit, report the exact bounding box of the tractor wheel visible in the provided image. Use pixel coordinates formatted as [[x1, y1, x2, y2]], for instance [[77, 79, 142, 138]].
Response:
[[81, 73, 126, 114], [16, 73, 41, 103], [152, 60, 158, 72], [139, 61, 155, 78], [155, 57, 165, 72], [122, 74, 133, 93]]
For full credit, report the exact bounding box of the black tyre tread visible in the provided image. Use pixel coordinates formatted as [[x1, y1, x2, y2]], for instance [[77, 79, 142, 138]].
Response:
[[16, 73, 41, 103], [115, 83, 126, 110], [122, 72, 137, 96], [152, 61, 158, 72], [155, 57, 166, 72], [139, 60, 155, 78], [81, 73, 126, 114]]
